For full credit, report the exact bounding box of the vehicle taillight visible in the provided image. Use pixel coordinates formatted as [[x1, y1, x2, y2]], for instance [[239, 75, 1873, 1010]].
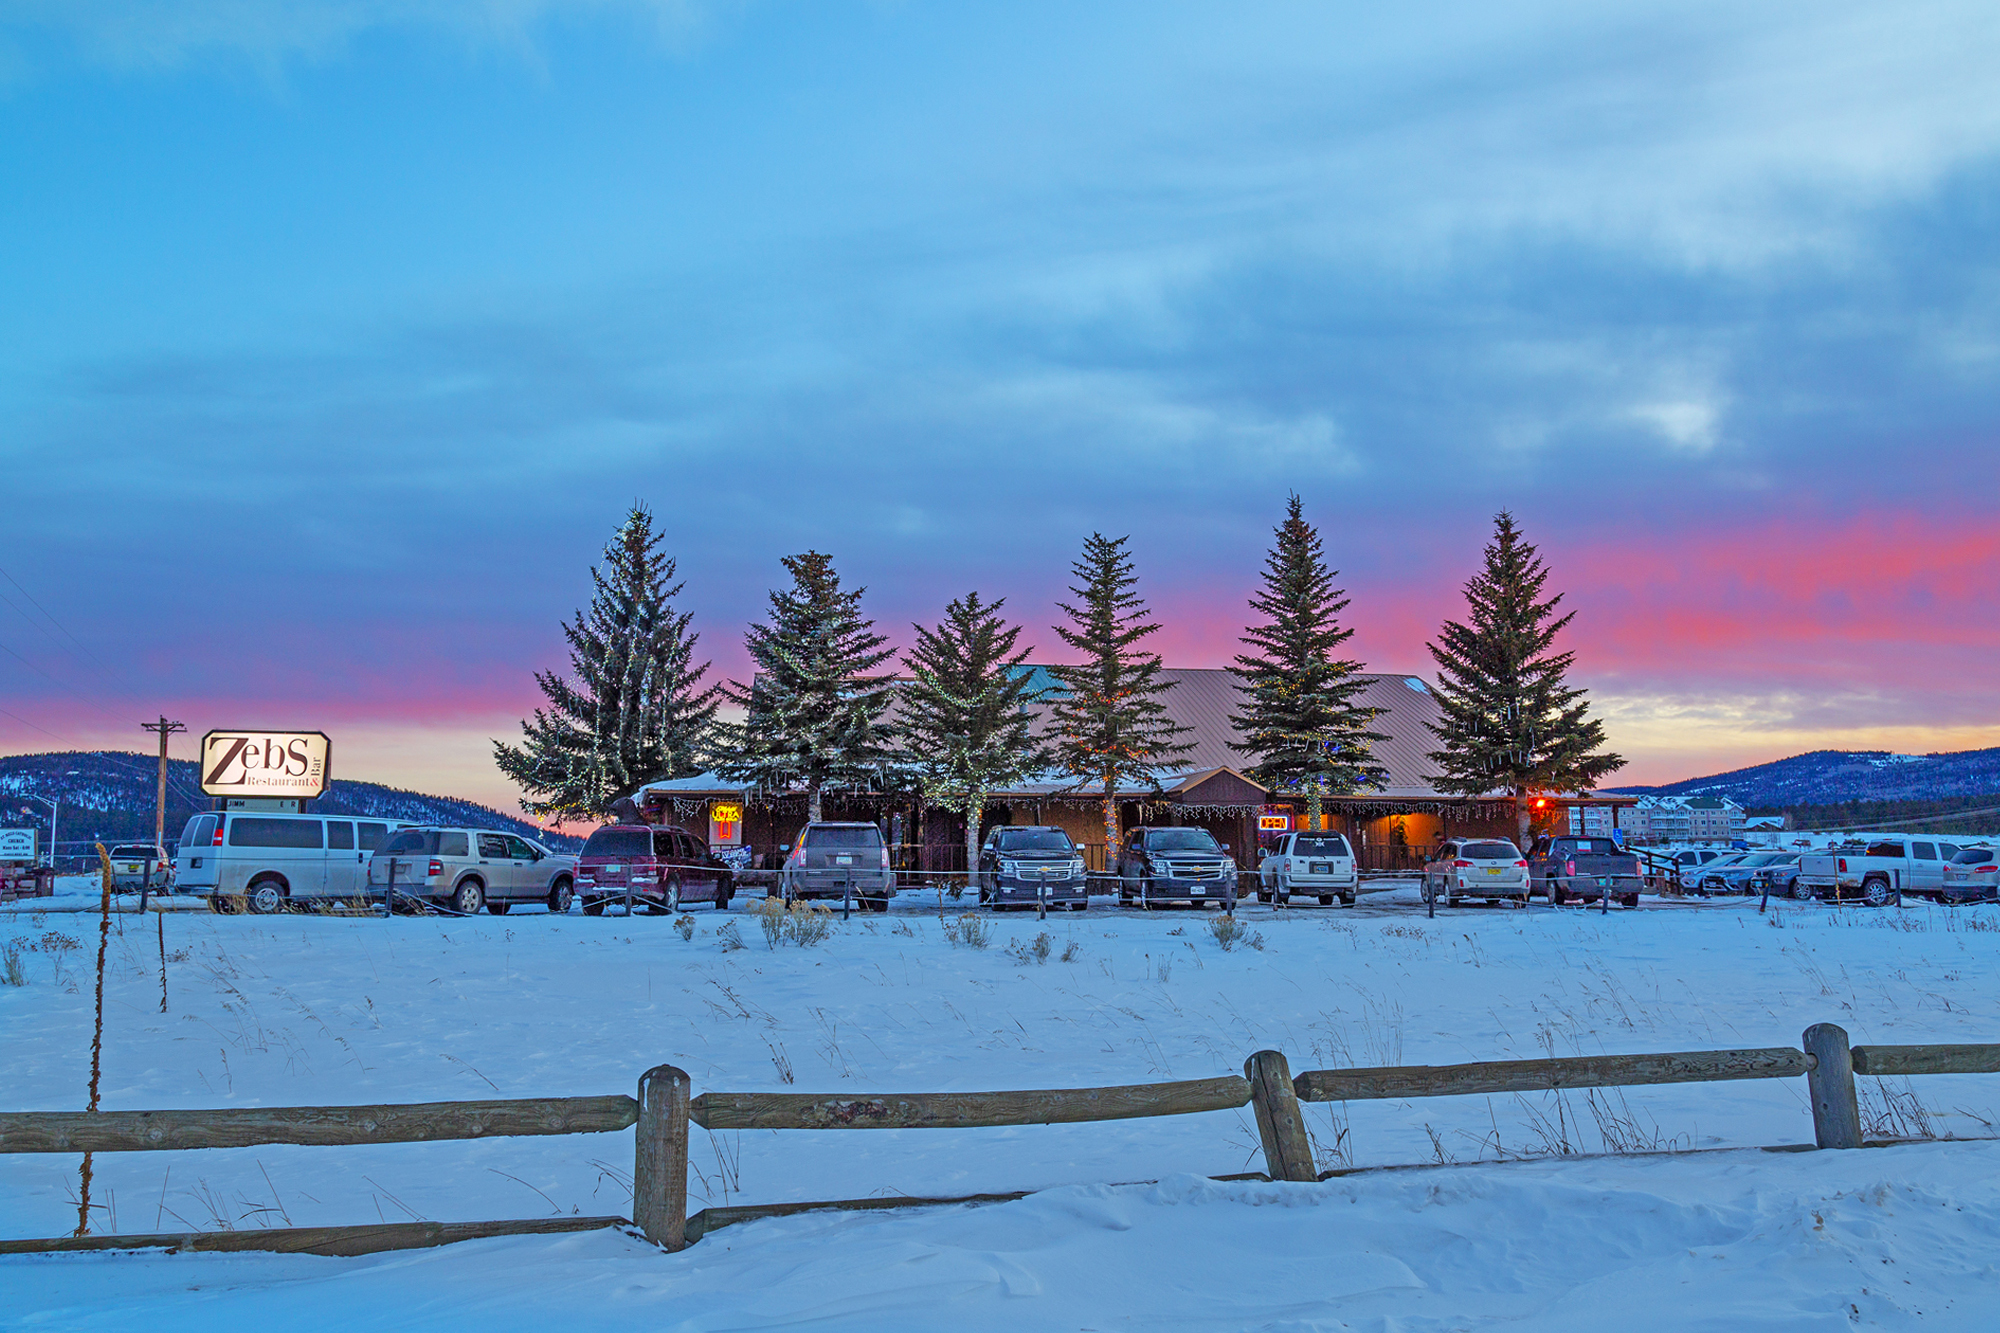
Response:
[[1515, 860, 1528, 868], [211, 823, 225, 847], [1837, 858, 1847, 873], [1565, 859, 1576, 876], [1980, 865, 1998, 874], [428, 859, 444, 877], [879, 848, 890, 868], [1452, 859, 1474, 868]]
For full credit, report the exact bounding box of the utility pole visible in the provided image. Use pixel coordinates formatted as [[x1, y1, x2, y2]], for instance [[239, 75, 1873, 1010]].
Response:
[[140, 717, 186, 867]]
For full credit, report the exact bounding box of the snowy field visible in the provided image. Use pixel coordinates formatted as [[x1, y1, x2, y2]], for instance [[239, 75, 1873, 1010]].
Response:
[[6, 888, 2000, 1329]]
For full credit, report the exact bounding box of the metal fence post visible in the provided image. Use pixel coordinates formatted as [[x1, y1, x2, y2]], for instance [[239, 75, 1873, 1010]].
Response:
[[1802, 1023, 1863, 1149], [1244, 1050, 1317, 1182], [633, 1064, 690, 1249], [842, 869, 851, 921]]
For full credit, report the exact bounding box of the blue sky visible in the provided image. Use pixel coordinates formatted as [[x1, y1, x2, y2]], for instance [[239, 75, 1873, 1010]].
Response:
[[3, 1, 1997, 812]]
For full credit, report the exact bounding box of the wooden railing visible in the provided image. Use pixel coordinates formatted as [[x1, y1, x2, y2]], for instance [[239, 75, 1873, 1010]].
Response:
[[4, 1024, 1996, 1259]]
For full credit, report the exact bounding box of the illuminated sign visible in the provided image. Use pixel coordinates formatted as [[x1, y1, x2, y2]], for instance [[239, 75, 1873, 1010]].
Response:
[[1257, 814, 1290, 832], [710, 801, 743, 845], [199, 730, 331, 799]]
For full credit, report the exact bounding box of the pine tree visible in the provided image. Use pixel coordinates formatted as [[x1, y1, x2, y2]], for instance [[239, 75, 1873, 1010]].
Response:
[[494, 505, 719, 820], [1048, 533, 1195, 859], [717, 551, 897, 822], [900, 593, 1048, 875], [1229, 494, 1389, 832], [1425, 512, 1625, 844]]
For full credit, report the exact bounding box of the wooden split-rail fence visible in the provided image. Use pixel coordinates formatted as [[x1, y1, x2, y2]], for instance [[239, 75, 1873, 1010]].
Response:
[[3, 1022, 1996, 1259]]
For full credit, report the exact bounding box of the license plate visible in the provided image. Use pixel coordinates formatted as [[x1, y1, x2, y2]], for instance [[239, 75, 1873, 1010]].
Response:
[[836, 855, 853, 865], [1189, 886, 1201, 894], [1485, 868, 1503, 876], [1599, 878, 1612, 887], [1310, 863, 1331, 874]]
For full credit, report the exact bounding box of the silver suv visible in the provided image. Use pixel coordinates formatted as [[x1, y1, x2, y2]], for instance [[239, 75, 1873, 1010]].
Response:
[[779, 822, 895, 910], [367, 826, 578, 915]]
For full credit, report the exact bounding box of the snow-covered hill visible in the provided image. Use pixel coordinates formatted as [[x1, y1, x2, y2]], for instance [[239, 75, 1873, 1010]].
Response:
[[1608, 746, 2000, 806], [0, 750, 577, 851]]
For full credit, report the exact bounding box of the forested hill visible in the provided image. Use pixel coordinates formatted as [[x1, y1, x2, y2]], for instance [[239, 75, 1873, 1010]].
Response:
[[1607, 747, 2000, 808], [0, 751, 576, 851]]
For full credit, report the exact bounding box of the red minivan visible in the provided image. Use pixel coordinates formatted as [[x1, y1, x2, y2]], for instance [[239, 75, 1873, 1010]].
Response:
[[575, 822, 733, 916]]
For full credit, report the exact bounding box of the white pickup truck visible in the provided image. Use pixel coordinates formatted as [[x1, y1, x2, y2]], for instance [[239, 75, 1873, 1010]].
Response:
[[1796, 836, 1973, 905]]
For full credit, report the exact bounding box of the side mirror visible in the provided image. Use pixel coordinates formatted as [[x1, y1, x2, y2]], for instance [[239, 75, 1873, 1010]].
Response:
[[780, 843, 791, 854], [1222, 843, 1232, 853]]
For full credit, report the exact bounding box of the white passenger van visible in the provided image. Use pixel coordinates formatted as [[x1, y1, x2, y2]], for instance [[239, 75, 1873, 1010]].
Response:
[[175, 811, 416, 914]]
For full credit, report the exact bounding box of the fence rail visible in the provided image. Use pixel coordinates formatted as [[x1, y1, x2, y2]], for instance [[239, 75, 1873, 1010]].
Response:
[[5, 1025, 1997, 1260]]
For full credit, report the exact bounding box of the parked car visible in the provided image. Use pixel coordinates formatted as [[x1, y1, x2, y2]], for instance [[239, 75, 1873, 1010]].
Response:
[[1420, 838, 1529, 907], [780, 822, 894, 910], [181, 811, 416, 913], [1942, 847, 1999, 903], [573, 822, 732, 916], [1797, 837, 1960, 905], [1257, 831, 1360, 906], [1655, 848, 1725, 891], [367, 826, 579, 915], [1116, 826, 1239, 909], [1747, 854, 1806, 899], [1701, 851, 1799, 894], [1527, 835, 1644, 907], [977, 826, 1087, 910], [107, 843, 167, 892]]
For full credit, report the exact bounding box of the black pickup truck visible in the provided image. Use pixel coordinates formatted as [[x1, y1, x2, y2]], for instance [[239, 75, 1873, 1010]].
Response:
[[1527, 835, 1645, 908]]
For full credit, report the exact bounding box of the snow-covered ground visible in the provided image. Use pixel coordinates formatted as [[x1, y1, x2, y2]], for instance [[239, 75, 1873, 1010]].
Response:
[[6, 889, 2000, 1328]]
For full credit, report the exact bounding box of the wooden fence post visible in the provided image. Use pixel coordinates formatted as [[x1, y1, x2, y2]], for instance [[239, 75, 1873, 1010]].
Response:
[[634, 1065, 690, 1249], [1802, 1023, 1862, 1149], [1244, 1050, 1316, 1182]]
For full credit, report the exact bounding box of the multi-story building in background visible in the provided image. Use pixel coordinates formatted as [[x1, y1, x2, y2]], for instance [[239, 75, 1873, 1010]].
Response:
[[1621, 795, 1747, 845]]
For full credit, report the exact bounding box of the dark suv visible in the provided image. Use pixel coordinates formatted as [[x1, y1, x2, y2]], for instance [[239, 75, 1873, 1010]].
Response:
[[780, 822, 894, 910], [978, 826, 1087, 910], [1117, 826, 1239, 909], [575, 822, 733, 916]]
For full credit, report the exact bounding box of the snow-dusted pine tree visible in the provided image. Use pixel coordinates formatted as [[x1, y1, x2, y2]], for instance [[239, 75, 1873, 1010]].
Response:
[[1048, 533, 1194, 859], [1425, 512, 1625, 845], [1229, 494, 1389, 833], [494, 505, 719, 820], [717, 552, 897, 822], [899, 592, 1048, 875]]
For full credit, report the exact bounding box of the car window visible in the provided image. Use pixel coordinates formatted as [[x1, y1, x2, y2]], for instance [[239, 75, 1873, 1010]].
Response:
[[654, 830, 681, 859], [1864, 840, 1906, 859], [997, 829, 1072, 852], [1292, 835, 1350, 857], [1463, 841, 1518, 859], [1912, 842, 1937, 860], [227, 817, 324, 849], [439, 832, 470, 858], [1145, 829, 1221, 852], [325, 821, 354, 850], [1938, 843, 1961, 859], [178, 815, 216, 850], [802, 826, 883, 849], [1951, 848, 1995, 865], [583, 827, 652, 858], [357, 822, 390, 851], [382, 830, 438, 855], [505, 835, 535, 859], [477, 833, 508, 859]]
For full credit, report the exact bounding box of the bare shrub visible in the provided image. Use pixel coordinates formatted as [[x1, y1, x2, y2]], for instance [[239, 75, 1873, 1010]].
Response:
[[1861, 1077, 1941, 1141], [767, 1041, 794, 1084], [755, 896, 786, 949], [786, 903, 834, 948], [1032, 931, 1053, 964], [673, 914, 696, 942], [946, 913, 991, 950], [1, 939, 26, 987], [1005, 931, 1056, 966], [1059, 939, 1080, 963], [1308, 1105, 1352, 1174], [1207, 916, 1266, 952], [716, 921, 745, 952]]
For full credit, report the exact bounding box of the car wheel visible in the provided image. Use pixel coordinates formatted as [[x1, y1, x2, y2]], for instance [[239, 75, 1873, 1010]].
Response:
[[547, 878, 574, 914], [647, 875, 682, 915], [209, 893, 237, 914], [453, 879, 485, 915], [486, 901, 511, 915], [1069, 899, 1087, 911], [1140, 876, 1155, 910], [1340, 891, 1356, 907], [1621, 893, 1640, 908], [246, 876, 287, 915], [581, 896, 605, 916], [1861, 875, 1895, 907], [1550, 882, 1567, 907], [1319, 894, 1335, 906]]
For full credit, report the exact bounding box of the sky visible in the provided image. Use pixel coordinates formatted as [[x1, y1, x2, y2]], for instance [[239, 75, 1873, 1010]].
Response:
[[2, 0, 1997, 819]]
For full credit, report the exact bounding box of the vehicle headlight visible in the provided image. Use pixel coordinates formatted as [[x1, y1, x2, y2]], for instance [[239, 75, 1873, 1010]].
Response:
[[1068, 859, 1085, 875], [1000, 860, 1021, 876]]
